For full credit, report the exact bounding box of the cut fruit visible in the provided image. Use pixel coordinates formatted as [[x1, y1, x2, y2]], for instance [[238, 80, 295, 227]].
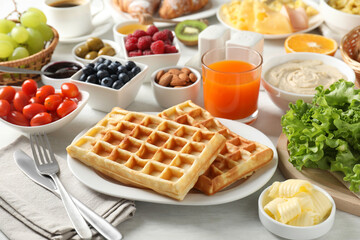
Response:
[[284, 33, 338, 56], [175, 20, 207, 46]]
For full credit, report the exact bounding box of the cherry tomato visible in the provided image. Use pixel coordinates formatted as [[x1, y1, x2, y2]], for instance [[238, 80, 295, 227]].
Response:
[[35, 85, 55, 104], [0, 86, 16, 102], [22, 79, 38, 96], [61, 83, 79, 98], [7, 111, 29, 126], [44, 94, 63, 111], [57, 99, 77, 118], [30, 112, 52, 126], [29, 96, 41, 104], [13, 91, 30, 112], [49, 111, 60, 122], [23, 103, 46, 120], [0, 100, 10, 117]]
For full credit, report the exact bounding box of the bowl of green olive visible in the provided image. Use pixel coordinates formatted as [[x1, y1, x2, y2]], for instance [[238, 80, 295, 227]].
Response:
[[72, 37, 120, 64]]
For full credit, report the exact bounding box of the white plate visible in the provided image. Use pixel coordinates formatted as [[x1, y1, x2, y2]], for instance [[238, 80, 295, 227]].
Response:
[[107, 0, 223, 28], [217, 0, 324, 39], [67, 114, 278, 205]]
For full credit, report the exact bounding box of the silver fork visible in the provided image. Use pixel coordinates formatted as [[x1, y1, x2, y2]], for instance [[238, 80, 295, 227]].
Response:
[[30, 133, 92, 239]]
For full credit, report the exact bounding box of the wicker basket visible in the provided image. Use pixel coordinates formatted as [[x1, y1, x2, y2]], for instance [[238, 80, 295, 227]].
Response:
[[0, 23, 59, 85], [340, 25, 360, 85]]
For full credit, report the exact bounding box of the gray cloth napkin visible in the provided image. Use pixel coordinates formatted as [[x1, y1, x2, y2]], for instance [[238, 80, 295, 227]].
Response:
[[0, 136, 136, 240]]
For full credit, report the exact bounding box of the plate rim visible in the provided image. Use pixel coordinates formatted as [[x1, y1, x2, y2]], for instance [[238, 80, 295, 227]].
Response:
[[67, 113, 278, 205]]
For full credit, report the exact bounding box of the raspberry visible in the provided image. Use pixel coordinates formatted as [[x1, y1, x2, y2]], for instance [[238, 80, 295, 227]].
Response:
[[164, 44, 178, 53], [146, 25, 159, 36], [152, 31, 168, 42], [162, 29, 174, 42], [128, 49, 142, 57], [125, 37, 138, 52], [150, 40, 165, 54], [133, 30, 147, 38], [137, 36, 152, 50], [143, 50, 152, 55], [164, 39, 172, 45]]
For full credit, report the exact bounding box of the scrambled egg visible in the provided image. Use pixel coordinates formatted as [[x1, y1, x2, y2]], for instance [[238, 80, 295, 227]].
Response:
[[328, 0, 360, 14], [221, 0, 318, 34]]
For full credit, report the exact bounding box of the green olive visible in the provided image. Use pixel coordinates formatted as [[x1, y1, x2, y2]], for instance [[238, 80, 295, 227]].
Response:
[[75, 44, 89, 58], [84, 51, 98, 60], [86, 37, 104, 51], [98, 46, 116, 56]]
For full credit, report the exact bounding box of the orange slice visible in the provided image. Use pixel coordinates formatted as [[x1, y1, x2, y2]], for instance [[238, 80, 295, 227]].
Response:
[[284, 33, 338, 56]]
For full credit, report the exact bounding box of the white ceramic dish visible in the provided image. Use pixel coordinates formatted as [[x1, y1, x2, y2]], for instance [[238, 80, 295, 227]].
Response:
[[69, 55, 148, 112], [107, 0, 223, 27], [41, 61, 84, 88], [120, 35, 181, 82], [72, 39, 121, 65], [262, 52, 356, 111], [217, 0, 323, 39], [258, 184, 336, 240], [320, 0, 360, 36], [0, 86, 89, 134], [67, 116, 278, 205], [151, 66, 201, 109]]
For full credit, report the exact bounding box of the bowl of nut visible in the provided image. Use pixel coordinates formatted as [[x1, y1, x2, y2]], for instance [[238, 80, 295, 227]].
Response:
[[72, 38, 120, 64], [151, 66, 201, 109]]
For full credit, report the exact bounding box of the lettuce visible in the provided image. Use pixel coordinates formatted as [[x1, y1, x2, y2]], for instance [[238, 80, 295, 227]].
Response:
[[281, 80, 360, 192]]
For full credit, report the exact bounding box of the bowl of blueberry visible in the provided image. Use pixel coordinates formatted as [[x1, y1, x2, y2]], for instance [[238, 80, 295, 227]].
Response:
[[70, 55, 148, 112]]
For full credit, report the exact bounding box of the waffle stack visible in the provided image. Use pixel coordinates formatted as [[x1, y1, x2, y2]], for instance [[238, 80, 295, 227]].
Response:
[[66, 108, 226, 200], [158, 100, 274, 195]]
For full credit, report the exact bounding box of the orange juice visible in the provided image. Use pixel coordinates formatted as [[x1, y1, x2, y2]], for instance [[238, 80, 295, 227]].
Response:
[[202, 60, 261, 120]]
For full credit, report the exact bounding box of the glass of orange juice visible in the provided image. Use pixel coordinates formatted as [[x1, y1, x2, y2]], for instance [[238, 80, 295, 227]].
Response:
[[201, 47, 263, 124]]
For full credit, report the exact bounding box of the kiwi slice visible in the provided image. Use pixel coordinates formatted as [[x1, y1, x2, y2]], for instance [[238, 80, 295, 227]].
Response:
[[175, 20, 207, 46]]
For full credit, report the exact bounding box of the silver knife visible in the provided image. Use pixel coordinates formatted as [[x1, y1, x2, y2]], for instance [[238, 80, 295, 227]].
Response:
[[14, 150, 123, 240]]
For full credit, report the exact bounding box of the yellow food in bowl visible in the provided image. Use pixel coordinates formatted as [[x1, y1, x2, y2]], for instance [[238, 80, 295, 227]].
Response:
[[328, 0, 360, 14]]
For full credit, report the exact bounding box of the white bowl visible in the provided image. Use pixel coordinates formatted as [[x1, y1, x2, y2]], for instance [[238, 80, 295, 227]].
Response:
[[258, 184, 336, 240], [262, 52, 356, 111], [113, 20, 149, 46], [70, 55, 148, 112], [320, 0, 360, 36], [72, 39, 121, 65], [151, 66, 201, 109], [120, 34, 181, 82], [0, 86, 89, 134], [41, 61, 84, 89]]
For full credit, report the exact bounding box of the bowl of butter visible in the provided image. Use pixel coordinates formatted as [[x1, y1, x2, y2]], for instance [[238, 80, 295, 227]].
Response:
[[258, 179, 336, 240]]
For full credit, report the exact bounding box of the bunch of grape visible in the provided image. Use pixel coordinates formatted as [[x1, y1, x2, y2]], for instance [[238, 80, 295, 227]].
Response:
[[0, 8, 53, 61]]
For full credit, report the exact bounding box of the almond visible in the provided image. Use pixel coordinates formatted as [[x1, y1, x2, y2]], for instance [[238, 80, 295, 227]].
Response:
[[168, 69, 182, 75], [170, 75, 187, 86], [181, 68, 191, 75], [178, 73, 190, 82], [159, 73, 173, 86], [189, 73, 197, 83], [156, 70, 165, 82]]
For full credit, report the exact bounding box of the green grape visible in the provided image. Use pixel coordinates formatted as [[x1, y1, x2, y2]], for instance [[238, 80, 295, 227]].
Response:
[[27, 7, 47, 24], [26, 28, 44, 55], [20, 11, 41, 28], [0, 19, 15, 34], [11, 26, 29, 43], [0, 33, 18, 48], [35, 23, 53, 41], [9, 46, 29, 60], [0, 40, 14, 58]]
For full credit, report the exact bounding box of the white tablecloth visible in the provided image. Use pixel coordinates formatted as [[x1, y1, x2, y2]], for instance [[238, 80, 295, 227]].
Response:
[[1, 1, 360, 239]]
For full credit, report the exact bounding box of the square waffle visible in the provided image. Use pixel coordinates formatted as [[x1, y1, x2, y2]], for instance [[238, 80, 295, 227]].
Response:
[[66, 108, 226, 200], [158, 100, 274, 195]]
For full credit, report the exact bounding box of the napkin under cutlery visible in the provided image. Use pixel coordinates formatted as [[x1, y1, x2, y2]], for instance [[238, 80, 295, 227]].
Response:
[[0, 136, 136, 240]]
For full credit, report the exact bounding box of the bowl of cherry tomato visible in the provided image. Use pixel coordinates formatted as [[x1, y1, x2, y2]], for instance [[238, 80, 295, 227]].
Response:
[[0, 80, 89, 134]]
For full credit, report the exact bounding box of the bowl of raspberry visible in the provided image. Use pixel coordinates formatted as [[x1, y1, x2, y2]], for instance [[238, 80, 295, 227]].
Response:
[[120, 25, 181, 82]]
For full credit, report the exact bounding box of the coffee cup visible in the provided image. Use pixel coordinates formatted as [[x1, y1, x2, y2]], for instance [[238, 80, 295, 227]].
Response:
[[43, 0, 104, 38]]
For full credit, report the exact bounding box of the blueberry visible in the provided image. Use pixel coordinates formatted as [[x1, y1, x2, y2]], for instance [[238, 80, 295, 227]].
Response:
[[96, 63, 108, 71], [103, 59, 112, 66], [131, 66, 141, 76], [125, 61, 136, 71], [101, 77, 114, 87], [108, 63, 118, 74], [127, 71, 134, 80], [110, 74, 118, 81], [117, 65, 128, 74], [97, 70, 109, 79], [82, 66, 94, 76], [79, 73, 87, 82], [87, 63, 95, 68], [118, 73, 129, 83], [97, 57, 105, 63], [86, 74, 98, 84], [112, 80, 124, 90], [114, 61, 121, 67]]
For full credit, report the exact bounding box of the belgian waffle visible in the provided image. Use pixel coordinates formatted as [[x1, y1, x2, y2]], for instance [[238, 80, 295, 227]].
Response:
[[158, 100, 274, 195], [66, 108, 226, 200]]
